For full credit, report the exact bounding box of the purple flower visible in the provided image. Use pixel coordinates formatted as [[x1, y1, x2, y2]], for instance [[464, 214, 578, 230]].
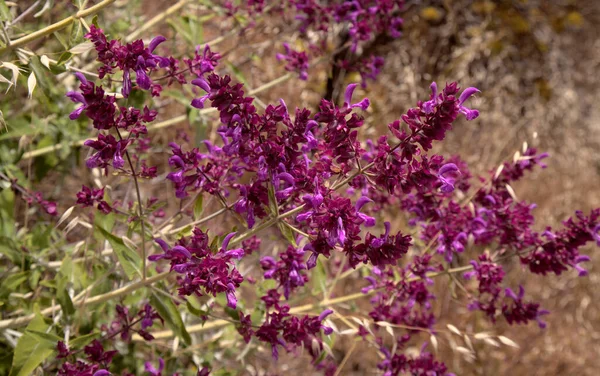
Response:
[[83, 134, 130, 170], [276, 43, 310, 80], [458, 87, 480, 120], [76, 185, 112, 214], [260, 244, 308, 299], [344, 83, 370, 110], [438, 163, 461, 193], [144, 358, 164, 376], [85, 25, 169, 97], [503, 286, 549, 328], [148, 228, 245, 309]]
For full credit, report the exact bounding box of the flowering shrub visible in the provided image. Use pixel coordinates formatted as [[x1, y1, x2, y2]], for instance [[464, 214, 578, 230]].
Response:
[[0, 1, 598, 375]]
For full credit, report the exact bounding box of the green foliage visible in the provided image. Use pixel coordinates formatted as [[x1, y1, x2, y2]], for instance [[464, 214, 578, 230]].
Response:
[[150, 286, 192, 345], [96, 221, 143, 280], [9, 314, 55, 376]]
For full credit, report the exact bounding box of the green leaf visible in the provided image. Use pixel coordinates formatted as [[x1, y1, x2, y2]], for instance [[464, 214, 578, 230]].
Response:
[[0, 0, 12, 22], [28, 56, 52, 98], [25, 330, 61, 347], [0, 188, 15, 237], [310, 258, 328, 296], [186, 300, 207, 317], [267, 182, 279, 216], [150, 288, 191, 345], [53, 31, 69, 50], [68, 331, 101, 349], [56, 52, 73, 66], [167, 19, 192, 43], [96, 225, 142, 280], [277, 221, 298, 247], [193, 194, 204, 220], [226, 62, 248, 85], [2, 272, 28, 291], [56, 257, 75, 317], [0, 241, 20, 265], [10, 314, 55, 376]]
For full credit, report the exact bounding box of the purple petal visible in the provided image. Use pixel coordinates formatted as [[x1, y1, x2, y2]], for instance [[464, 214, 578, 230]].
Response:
[[307, 252, 318, 269], [226, 290, 237, 309], [149, 35, 167, 53], [148, 254, 165, 261], [191, 95, 209, 109], [350, 98, 370, 110], [66, 91, 86, 104], [429, 82, 438, 98], [358, 213, 376, 227], [69, 106, 85, 120], [439, 163, 459, 176], [74, 72, 88, 84], [112, 151, 124, 169], [355, 196, 373, 211], [172, 245, 192, 258], [144, 361, 159, 375], [276, 172, 295, 186], [224, 248, 245, 259], [318, 309, 334, 321], [460, 106, 480, 120], [85, 153, 100, 169], [122, 70, 132, 98], [166, 170, 183, 183], [505, 287, 518, 300], [221, 232, 237, 251], [191, 77, 211, 92], [591, 224, 600, 246], [154, 238, 170, 252], [136, 69, 151, 90], [344, 83, 358, 105], [458, 87, 480, 105]]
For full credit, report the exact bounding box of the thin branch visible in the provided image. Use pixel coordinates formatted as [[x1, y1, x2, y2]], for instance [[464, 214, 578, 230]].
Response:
[[131, 263, 476, 340], [117, 129, 147, 280], [0, 271, 170, 330], [125, 0, 191, 42], [0, 0, 118, 54]]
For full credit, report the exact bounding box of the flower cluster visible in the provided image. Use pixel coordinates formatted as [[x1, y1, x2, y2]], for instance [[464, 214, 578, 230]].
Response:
[[237, 292, 333, 361], [260, 243, 308, 299], [85, 25, 169, 97], [76, 185, 112, 214], [56, 305, 161, 375], [59, 29, 600, 376], [149, 229, 245, 308], [276, 43, 310, 80], [24, 190, 58, 216]]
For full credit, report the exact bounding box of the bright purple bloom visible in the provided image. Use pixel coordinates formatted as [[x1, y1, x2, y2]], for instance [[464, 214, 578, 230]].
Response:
[[276, 43, 310, 80], [149, 228, 245, 309], [85, 25, 169, 97], [144, 358, 164, 376], [76, 185, 112, 214], [503, 286, 549, 328], [84, 134, 130, 170]]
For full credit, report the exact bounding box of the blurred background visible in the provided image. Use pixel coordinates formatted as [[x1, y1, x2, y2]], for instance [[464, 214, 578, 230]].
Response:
[[1, 0, 599, 374]]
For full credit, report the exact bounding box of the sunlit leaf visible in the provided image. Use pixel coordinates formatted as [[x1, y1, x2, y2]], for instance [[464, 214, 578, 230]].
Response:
[[9, 313, 55, 376]]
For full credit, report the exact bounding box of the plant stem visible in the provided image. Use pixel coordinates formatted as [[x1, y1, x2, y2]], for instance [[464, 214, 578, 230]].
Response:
[[131, 263, 477, 340], [117, 130, 147, 280], [125, 0, 191, 42], [0, 271, 170, 330], [0, 0, 117, 54]]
